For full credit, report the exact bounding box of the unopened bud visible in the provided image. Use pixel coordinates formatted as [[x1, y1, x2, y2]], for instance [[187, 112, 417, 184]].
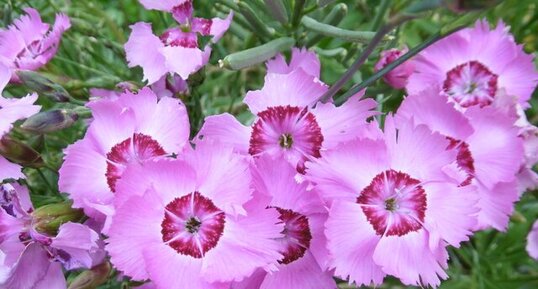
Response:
[[0, 136, 44, 168], [68, 262, 112, 289], [21, 110, 78, 133], [16, 70, 71, 102], [374, 47, 415, 89], [510, 211, 527, 224], [220, 37, 295, 70], [32, 201, 84, 235]]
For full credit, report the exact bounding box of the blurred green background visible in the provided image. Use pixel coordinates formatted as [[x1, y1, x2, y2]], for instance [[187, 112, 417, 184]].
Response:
[[1, 0, 537, 288]]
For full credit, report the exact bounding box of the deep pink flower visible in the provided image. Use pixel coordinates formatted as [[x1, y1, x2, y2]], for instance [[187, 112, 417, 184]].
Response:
[[0, 8, 70, 82], [59, 88, 190, 231], [527, 221, 538, 260], [125, 0, 232, 84], [0, 184, 100, 289], [374, 47, 415, 89], [306, 117, 478, 287], [407, 20, 538, 109], [196, 49, 378, 171], [231, 156, 336, 289], [107, 141, 283, 289], [396, 87, 524, 230], [0, 61, 40, 181]]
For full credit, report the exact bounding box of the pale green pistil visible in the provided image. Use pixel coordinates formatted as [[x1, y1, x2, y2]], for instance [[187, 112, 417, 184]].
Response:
[[279, 133, 293, 149], [384, 198, 397, 212]]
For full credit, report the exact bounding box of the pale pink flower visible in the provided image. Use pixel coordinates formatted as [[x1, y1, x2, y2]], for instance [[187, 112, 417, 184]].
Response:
[[488, 90, 538, 195], [107, 141, 283, 289], [266, 48, 322, 78], [139, 0, 189, 11], [232, 156, 336, 289], [374, 47, 415, 89], [59, 88, 190, 231], [511, 104, 538, 194], [527, 221, 538, 260], [125, 0, 233, 84], [0, 8, 70, 82], [196, 49, 378, 171], [407, 20, 538, 109], [305, 117, 478, 287], [396, 86, 524, 230], [0, 59, 40, 181], [0, 184, 100, 289]]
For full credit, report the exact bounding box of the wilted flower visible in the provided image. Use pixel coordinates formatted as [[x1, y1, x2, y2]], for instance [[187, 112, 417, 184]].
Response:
[[0, 8, 70, 82], [0, 183, 101, 289], [0, 61, 40, 181]]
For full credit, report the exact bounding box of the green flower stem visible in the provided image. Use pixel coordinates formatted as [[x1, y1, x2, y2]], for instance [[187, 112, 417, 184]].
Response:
[[291, 0, 306, 27], [305, 3, 348, 47], [302, 16, 380, 44]]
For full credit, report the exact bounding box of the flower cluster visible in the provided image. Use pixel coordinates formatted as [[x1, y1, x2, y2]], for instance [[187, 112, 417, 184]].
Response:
[[0, 2, 537, 289]]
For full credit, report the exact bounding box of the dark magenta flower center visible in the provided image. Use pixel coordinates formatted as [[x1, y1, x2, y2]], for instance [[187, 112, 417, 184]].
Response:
[[274, 207, 312, 264], [446, 137, 475, 186], [443, 60, 498, 107], [105, 133, 166, 192], [358, 170, 427, 236], [249, 105, 323, 160], [161, 192, 225, 259], [160, 29, 198, 48]]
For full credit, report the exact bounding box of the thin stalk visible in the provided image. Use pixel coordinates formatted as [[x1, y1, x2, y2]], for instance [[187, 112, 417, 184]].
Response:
[[319, 14, 415, 103], [371, 0, 391, 31], [302, 16, 380, 44], [53, 56, 122, 81], [291, 0, 306, 27], [36, 168, 54, 192], [237, 1, 275, 40]]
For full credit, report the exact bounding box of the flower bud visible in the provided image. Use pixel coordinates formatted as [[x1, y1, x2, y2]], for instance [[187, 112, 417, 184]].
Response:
[[32, 201, 84, 235], [16, 70, 71, 102], [21, 110, 78, 133], [374, 47, 415, 89], [220, 37, 295, 70], [0, 136, 44, 168], [67, 262, 112, 289]]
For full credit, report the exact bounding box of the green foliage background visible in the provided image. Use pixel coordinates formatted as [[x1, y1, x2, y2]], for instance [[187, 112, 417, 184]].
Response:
[[0, 0, 537, 288]]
